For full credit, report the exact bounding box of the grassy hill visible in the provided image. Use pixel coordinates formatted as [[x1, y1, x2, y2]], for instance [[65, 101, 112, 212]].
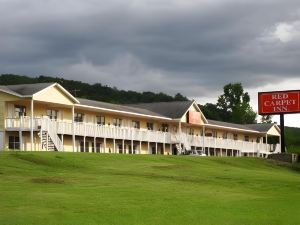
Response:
[[286, 127, 300, 154], [0, 152, 300, 225]]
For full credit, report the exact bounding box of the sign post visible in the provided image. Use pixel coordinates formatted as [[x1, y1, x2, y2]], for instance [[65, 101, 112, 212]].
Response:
[[280, 114, 285, 153], [258, 90, 300, 153]]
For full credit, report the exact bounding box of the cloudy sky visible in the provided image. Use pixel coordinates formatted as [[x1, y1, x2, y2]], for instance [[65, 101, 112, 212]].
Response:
[[1, 0, 300, 126]]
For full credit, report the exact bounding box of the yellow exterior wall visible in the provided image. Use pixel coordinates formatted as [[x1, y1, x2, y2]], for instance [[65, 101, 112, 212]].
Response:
[[205, 127, 261, 142], [33, 86, 74, 105], [0, 92, 21, 130]]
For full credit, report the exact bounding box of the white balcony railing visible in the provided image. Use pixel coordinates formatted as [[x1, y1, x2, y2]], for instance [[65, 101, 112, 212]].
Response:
[[5, 117, 170, 144], [5, 117, 280, 154]]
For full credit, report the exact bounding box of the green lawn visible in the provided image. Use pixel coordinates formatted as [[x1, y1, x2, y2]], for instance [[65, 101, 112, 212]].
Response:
[[0, 152, 300, 225]]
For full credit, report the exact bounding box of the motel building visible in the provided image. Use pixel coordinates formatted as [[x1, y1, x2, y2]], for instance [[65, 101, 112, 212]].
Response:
[[0, 83, 281, 157]]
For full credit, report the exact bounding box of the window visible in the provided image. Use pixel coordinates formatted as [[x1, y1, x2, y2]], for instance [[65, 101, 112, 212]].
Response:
[[233, 134, 238, 140], [172, 126, 178, 133], [188, 128, 194, 135], [159, 147, 164, 155], [113, 118, 122, 127], [96, 116, 105, 125], [147, 122, 154, 130], [223, 132, 228, 139], [244, 136, 250, 142], [118, 144, 123, 154], [161, 124, 169, 132], [256, 137, 261, 143], [128, 145, 137, 154], [80, 141, 89, 152], [47, 109, 58, 120], [212, 131, 217, 138], [14, 105, 26, 118], [9, 136, 20, 150], [132, 120, 140, 129], [74, 113, 84, 122], [96, 143, 101, 153], [151, 146, 156, 154], [205, 132, 212, 137]]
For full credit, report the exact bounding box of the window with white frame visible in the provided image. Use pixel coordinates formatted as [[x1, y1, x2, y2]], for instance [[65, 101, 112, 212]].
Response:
[[161, 124, 169, 132], [147, 122, 154, 130], [96, 116, 105, 125], [244, 136, 250, 142], [132, 120, 140, 129], [74, 113, 84, 122], [188, 127, 194, 135], [212, 131, 217, 138], [14, 105, 26, 118], [113, 118, 122, 127], [47, 109, 58, 120], [233, 134, 238, 140], [9, 136, 20, 150]]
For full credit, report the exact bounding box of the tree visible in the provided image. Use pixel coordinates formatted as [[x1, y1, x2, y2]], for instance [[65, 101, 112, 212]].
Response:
[[199, 103, 222, 121], [261, 115, 273, 124], [217, 83, 256, 124]]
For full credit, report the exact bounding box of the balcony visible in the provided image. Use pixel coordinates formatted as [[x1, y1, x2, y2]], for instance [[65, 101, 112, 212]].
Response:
[[5, 117, 171, 143], [5, 117, 280, 154]]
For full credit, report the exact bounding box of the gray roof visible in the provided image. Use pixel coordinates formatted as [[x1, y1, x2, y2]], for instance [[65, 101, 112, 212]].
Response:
[[245, 123, 277, 133], [0, 83, 54, 96], [127, 101, 194, 119], [77, 98, 168, 118], [207, 119, 278, 133]]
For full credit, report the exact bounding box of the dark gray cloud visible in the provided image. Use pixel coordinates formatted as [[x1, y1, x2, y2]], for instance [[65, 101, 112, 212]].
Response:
[[1, 0, 300, 98]]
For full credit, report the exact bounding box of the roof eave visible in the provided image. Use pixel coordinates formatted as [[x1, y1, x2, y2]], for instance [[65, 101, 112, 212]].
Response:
[[75, 104, 172, 121]]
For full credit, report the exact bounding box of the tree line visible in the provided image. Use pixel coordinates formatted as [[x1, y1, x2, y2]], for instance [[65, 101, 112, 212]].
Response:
[[0, 74, 188, 104]]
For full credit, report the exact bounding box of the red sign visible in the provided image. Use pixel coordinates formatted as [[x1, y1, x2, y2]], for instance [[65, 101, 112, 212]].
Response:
[[187, 111, 202, 124], [258, 90, 300, 115]]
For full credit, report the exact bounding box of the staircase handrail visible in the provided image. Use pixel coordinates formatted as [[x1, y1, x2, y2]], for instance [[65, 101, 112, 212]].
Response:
[[41, 118, 63, 151]]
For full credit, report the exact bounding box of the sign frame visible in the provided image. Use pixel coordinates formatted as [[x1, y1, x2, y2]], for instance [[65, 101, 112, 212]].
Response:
[[258, 90, 300, 115]]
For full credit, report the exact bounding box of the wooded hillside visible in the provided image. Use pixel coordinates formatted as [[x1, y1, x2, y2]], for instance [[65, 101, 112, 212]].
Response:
[[0, 74, 188, 104]]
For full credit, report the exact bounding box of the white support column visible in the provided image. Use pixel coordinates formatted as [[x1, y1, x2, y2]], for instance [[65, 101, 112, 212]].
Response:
[[30, 99, 34, 151], [155, 142, 158, 155], [72, 106, 75, 152], [178, 121, 182, 154], [202, 126, 205, 152], [94, 137, 96, 153], [113, 139, 116, 154], [148, 142, 150, 154], [122, 139, 125, 154], [40, 123, 43, 150], [104, 138, 106, 153], [131, 139, 134, 154], [265, 134, 268, 151], [83, 136, 86, 152], [61, 134, 64, 152], [46, 119, 49, 151], [19, 131, 23, 151], [139, 141, 142, 154]]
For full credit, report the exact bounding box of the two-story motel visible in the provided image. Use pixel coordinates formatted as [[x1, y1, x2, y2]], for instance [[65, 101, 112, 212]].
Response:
[[0, 83, 281, 157]]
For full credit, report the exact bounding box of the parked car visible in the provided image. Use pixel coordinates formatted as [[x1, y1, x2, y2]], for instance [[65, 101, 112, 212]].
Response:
[[189, 149, 207, 157]]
